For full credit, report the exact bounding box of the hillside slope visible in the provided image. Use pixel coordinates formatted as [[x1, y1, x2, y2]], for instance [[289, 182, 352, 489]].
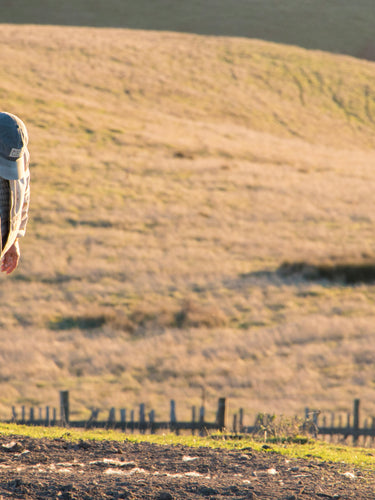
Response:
[[0, 25, 375, 421], [1, 0, 375, 59]]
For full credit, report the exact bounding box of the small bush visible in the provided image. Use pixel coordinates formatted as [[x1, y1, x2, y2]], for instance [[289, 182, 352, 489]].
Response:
[[253, 413, 312, 444]]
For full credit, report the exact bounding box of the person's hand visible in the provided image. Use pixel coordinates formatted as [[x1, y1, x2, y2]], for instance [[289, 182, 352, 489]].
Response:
[[1, 240, 20, 275]]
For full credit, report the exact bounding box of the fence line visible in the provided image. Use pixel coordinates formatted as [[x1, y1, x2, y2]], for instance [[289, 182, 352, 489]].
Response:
[[8, 392, 375, 445]]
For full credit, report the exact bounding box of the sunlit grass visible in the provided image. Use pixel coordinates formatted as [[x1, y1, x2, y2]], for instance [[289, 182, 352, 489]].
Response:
[[0, 25, 375, 421], [1, 423, 375, 470]]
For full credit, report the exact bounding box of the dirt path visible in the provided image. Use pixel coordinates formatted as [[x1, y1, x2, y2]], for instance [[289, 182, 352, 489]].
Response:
[[0, 435, 373, 499]]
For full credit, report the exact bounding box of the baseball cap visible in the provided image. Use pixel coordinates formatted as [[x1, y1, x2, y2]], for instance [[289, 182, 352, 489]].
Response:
[[0, 112, 29, 180]]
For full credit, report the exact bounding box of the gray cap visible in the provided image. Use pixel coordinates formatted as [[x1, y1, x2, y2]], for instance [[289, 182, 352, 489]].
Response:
[[0, 112, 28, 180]]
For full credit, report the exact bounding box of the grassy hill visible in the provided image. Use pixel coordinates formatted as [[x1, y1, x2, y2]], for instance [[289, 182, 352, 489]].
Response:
[[1, 0, 375, 60], [1, 24, 375, 422]]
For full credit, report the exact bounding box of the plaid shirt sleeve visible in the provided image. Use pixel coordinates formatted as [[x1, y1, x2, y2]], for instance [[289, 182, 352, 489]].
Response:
[[16, 160, 30, 239]]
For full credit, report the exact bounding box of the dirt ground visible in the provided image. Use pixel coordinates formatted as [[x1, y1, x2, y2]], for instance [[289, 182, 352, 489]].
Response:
[[0, 435, 373, 499]]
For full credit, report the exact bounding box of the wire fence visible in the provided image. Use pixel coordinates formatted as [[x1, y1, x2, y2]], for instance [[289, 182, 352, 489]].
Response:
[[8, 393, 375, 446]]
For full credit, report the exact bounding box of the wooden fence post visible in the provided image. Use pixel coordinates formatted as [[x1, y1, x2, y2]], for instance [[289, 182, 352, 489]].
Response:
[[239, 408, 244, 432], [364, 418, 369, 447], [199, 405, 205, 436], [46, 406, 50, 426], [21, 406, 25, 423], [217, 398, 226, 431], [149, 410, 155, 434], [353, 399, 360, 445], [120, 409, 126, 432], [130, 410, 134, 433], [233, 413, 237, 433], [108, 408, 116, 428], [86, 409, 100, 429], [313, 411, 319, 427], [170, 400, 178, 434], [30, 407, 34, 423], [139, 404, 145, 434], [60, 391, 69, 426], [192, 406, 196, 435], [329, 412, 335, 442]]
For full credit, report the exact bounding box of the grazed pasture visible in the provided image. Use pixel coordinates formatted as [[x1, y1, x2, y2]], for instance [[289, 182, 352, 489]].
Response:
[[0, 25, 375, 422]]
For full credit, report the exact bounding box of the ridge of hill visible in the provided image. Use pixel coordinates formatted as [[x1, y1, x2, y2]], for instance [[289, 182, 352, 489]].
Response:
[[1, 1, 375, 60], [0, 25, 375, 421]]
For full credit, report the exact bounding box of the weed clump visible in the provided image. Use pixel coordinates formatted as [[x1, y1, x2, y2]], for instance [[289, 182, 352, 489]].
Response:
[[253, 413, 311, 444], [173, 299, 228, 329]]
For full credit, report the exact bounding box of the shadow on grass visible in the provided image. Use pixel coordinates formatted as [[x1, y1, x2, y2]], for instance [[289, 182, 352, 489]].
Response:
[[277, 261, 375, 285], [13, 273, 81, 284], [49, 315, 107, 330]]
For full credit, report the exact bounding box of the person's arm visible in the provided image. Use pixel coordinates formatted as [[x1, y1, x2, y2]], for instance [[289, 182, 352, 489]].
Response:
[[17, 166, 31, 239], [2, 164, 30, 275], [1, 239, 20, 274]]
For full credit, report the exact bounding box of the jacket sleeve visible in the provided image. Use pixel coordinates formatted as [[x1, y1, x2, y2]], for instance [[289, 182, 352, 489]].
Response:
[[16, 158, 30, 239]]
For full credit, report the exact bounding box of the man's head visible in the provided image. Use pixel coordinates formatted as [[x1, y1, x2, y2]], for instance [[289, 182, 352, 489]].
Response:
[[0, 112, 28, 180]]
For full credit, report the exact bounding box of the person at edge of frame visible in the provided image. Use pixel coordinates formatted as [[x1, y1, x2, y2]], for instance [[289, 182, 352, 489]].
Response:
[[0, 112, 30, 275]]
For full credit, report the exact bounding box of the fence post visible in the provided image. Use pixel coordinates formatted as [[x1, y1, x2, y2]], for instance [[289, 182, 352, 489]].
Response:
[[170, 400, 178, 434], [170, 400, 176, 423], [217, 398, 226, 431], [139, 404, 145, 434], [353, 399, 360, 445], [86, 409, 100, 429], [108, 408, 116, 428], [233, 413, 237, 433], [192, 406, 196, 435], [46, 406, 50, 426], [11, 406, 17, 422], [329, 412, 335, 442], [149, 410, 155, 434], [60, 391, 69, 426], [120, 409, 126, 432], [239, 408, 244, 432], [130, 410, 134, 433], [313, 411, 319, 427], [364, 418, 369, 447], [30, 407, 34, 424], [199, 405, 205, 436], [21, 406, 25, 423]]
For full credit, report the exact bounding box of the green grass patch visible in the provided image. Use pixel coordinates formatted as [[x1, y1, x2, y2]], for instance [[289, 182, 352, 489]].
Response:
[[1, 424, 375, 469]]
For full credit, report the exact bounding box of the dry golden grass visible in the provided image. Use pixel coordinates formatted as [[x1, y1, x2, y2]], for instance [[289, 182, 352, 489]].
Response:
[[0, 25, 375, 423]]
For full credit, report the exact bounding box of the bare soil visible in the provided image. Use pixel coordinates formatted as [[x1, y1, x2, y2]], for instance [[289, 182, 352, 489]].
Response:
[[0, 435, 373, 499]]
